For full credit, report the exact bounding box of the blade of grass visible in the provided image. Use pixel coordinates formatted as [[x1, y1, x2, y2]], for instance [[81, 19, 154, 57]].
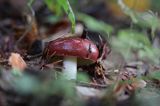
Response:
[[57, 0, 76, 33], [77, 13, 113, 37], [44, 0, 76, 33]]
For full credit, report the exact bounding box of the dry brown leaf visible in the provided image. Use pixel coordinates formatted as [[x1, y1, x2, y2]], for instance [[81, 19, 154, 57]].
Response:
[[14, 16, 38, 49], [8, 53, 27, 71], [113, 79, 146, 96], [26, 17, 39, 45]]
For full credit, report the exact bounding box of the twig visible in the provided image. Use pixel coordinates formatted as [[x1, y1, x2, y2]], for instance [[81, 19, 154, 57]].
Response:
[[0, 60, 8, 64], [75, 81, 108, 89], [123, 65, 138, 69], [14, 1, 35, 50], [25, 53, 42, 60]]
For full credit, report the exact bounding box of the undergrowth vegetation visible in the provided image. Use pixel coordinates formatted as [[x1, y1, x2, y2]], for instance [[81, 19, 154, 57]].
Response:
[[0, 0, 160, 106]]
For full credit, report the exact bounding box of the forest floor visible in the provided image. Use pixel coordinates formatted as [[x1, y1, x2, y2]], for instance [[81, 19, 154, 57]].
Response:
[[0, 0, 160, 106]]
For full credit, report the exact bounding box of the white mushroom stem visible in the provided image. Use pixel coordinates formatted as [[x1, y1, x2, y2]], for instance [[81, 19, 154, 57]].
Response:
[[63, 56, 77, 80]]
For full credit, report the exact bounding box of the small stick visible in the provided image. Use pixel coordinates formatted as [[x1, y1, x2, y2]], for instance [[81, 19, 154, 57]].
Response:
[[25, 53, 42, 60], [14, 2, 35, 50], [123, 65, 138, 69], [76, 81, 108, 89]]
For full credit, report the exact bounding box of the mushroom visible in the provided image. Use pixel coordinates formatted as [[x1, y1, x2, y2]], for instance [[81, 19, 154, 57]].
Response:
[[81, 29, 110, 60], [44, 37, 99, 80]]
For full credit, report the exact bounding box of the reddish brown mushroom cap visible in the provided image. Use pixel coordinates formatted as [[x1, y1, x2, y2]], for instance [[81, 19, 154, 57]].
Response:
[[46, 37, 99, 62]]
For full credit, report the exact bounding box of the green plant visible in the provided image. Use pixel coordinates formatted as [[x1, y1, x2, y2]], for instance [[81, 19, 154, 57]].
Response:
[[118, 0, 160, 38], [44, 0, 75, 33], [112, 29, 160, 64], [77, 13, 113, 37]]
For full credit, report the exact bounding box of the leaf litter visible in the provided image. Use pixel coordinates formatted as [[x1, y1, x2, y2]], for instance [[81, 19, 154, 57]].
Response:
[[0, 0, 160, 106]]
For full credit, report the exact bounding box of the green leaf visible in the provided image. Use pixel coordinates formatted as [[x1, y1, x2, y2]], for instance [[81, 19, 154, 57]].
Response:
[[124, 30, 150, 46], [44, 0, 62, 16], [151, 0, 160, 11], [111, 29, 160, 64], [139, 47, 160, 64], [77, 72, 90, 82], [117, 0, 138, 23], [44, 0, 75, 32], [45, 15, 62, 23], [135, 87, 160, 106], [12, 69, 22, 76], [57, 0, 76, 33], [116, 29, 151, 49], [44, 0, 56, 12], [117, 0, 160, 38], [13, 74, 40, 94], [51, 77, 76, 98], [149, 71, 160, 80], [27, 0, 35, 7], [77, 13, 113, 37], [135, 11, 160, 38]]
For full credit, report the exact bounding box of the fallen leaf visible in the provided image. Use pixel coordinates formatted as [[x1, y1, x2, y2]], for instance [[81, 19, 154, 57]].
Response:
[[113, 79, 146, 101], [8, 53, 27, 71]]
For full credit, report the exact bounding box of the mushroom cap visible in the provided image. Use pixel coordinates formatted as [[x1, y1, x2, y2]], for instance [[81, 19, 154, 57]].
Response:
[[46, 37, 99, 62], [82, 29, 110, 60]]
